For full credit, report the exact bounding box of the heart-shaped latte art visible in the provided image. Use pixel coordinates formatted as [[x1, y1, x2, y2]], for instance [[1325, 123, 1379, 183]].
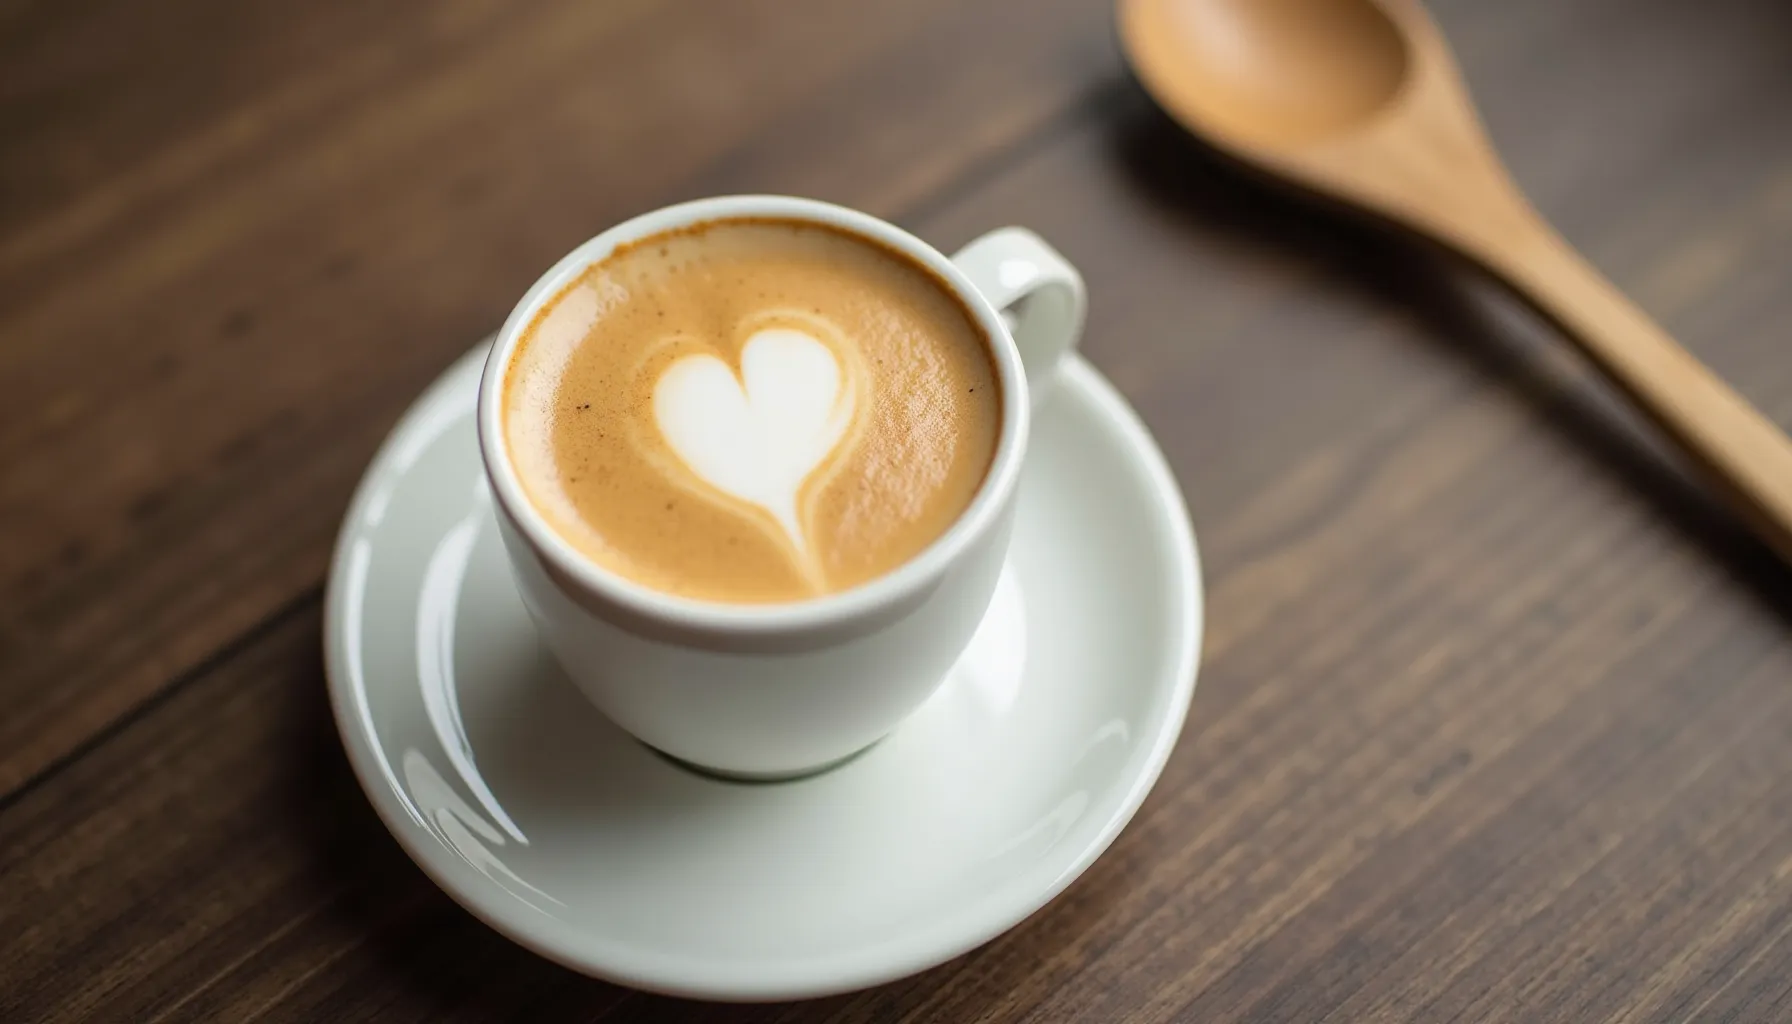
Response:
[[653, 325, 856, 557]]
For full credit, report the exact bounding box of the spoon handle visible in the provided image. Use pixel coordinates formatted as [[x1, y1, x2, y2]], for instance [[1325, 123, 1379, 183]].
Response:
[[1485, 223, 1792, 562]]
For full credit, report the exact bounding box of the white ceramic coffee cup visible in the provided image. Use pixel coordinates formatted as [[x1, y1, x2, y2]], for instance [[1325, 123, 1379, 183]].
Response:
[[477, 195, 1085, 778]]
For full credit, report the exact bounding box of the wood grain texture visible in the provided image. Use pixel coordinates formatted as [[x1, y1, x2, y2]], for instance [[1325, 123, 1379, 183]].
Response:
[[4, 0, 1792, 1020]]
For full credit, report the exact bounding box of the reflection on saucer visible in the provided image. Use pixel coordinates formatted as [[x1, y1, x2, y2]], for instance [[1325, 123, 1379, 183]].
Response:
[[416, 477, 526, 845], [401, 749, 562, 914]]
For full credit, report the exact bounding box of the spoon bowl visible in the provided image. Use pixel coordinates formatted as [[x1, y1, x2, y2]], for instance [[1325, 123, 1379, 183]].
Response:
[[1125, 0, 1410, 148], [1120, 0, 1792, 563]]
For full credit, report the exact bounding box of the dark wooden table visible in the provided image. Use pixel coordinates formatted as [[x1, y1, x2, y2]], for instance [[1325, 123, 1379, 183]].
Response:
[[5, 0, 1792, 1020]]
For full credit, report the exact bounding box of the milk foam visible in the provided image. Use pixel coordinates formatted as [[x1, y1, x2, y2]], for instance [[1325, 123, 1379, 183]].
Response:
[[506, 282, 605, 552], [653, 318, 857, 572], [501, 218, 999, 603]]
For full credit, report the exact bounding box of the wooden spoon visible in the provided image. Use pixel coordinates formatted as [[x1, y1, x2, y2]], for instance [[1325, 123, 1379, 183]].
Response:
[[1119, 0, 1792, 562]]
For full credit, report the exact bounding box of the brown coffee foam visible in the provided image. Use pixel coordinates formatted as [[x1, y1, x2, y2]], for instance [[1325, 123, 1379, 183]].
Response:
[[503, 218, 1001, 603]]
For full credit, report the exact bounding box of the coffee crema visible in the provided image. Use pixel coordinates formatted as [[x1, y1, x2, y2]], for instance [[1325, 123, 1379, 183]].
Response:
[[502, 218, 1002, 603]]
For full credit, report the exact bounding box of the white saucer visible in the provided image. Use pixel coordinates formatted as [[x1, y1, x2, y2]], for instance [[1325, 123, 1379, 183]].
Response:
[[324, 343, 1203, 1001]]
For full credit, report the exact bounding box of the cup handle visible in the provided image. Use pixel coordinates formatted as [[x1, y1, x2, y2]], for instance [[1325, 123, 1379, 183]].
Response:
[[951, 228, 1087, 407]]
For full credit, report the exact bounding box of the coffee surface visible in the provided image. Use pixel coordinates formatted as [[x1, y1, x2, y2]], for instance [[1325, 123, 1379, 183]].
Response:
[[503, 218, 1001, 603]]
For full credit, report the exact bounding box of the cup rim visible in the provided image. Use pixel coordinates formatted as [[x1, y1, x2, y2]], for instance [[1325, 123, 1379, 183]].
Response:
[[476, 195, 1030, 641]]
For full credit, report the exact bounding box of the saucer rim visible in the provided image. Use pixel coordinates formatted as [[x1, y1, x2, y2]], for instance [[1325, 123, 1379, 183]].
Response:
[[323, 344, 1204, 1001]]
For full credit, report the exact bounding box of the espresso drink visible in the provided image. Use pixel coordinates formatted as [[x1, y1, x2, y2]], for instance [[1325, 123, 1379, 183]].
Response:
[[503, 218, 1001, 603]]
